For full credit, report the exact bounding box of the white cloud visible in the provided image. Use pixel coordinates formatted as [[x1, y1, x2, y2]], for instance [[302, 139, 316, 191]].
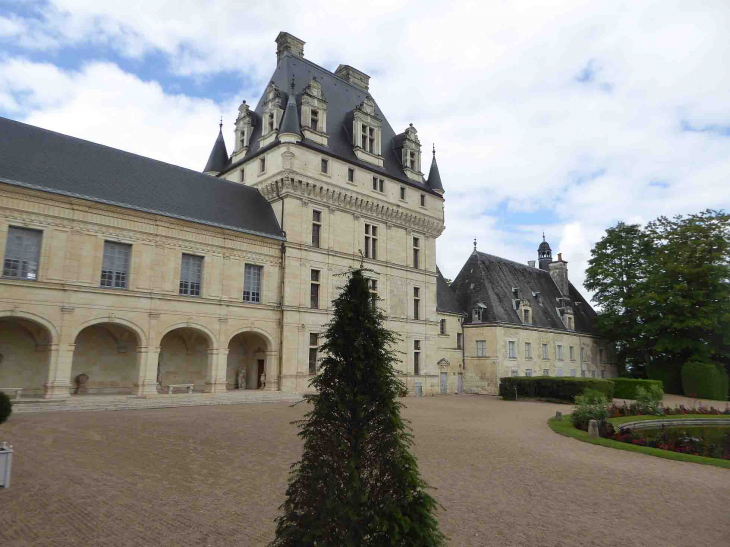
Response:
[[1, 0, 729, 301]]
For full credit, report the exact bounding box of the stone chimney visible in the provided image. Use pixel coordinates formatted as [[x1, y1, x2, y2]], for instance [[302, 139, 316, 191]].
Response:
[[549, 253, 569, 296], [527, 260, 536, 268], [276, 32, 305, 62], [335, 64, 370, 92]]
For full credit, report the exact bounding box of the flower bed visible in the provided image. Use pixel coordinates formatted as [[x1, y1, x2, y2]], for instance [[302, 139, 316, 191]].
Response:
[[613, 425, 730, 460], [607, 401, 730, 418]]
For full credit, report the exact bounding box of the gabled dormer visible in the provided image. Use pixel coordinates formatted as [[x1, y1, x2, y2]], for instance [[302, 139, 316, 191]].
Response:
[[232, 99, 253, 163], [259, 81, 284, 148], [351, 95, 383, 167], [395, 123, 423, 183], [300, 76, 328, 146]]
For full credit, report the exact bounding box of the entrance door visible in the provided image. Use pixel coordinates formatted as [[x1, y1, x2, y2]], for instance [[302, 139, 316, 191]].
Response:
[[456, 373, 463, 394], [257, 359, 265, 388], [440, 372, 448, 394]]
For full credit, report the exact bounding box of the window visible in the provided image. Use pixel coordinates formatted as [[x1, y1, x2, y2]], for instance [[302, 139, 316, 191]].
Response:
[[409, 151, 416, 170], [412, 237, 420, 269], [364, 224, 378, 259], [369, 126, 375, 152], [259, 157, 266, 173], [439, 319, 446, 335], [580, 347, 584, 363], [556, 344, 564, 361], [413, 287, 420, 320], [179, 254, 203, 296], [601, 369, 605, 379], [508, 341, 516, 359], [570, 346, 575, 361], [308, 333, 319, 374], [525, 369, 532, 377], [570, 368, 577, 377], [591, 370, 597, 378], [400, 186, 406, 200], [414, 340, 421, 375], [457, 332, 463, 350], [369, 278, 378, 309], [599, 348, 605, 363], [556, 368, 564, 377], [372, 177, 383, 192], [268, 113, 274, 133], [100, 241, 131, 289], [525, 342, 532, 359], [310, 109, 319, 130], [511, 369, 518, 377], [476, 340, 486, 357], [240, 168, 245, 182], [312, 210, 321, 248], [420, 194, 425, 207], [243, 264, 263, 302], [310, 269, 320, 309], [348, 168, 354, 182], [321, 158, 329, 174], [523, 309, 531, 324], [3, 227, 42, 280], [543, 369, 549, 376], [542, 343, 548, 359], [567, 316, 574, 330], [581, 370, 586, 377]]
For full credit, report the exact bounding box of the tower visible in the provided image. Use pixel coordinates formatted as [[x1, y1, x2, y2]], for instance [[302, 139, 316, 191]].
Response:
[[537, 233, 552, 271]]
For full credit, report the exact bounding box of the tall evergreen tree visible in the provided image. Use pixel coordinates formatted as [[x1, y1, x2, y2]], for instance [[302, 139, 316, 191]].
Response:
[[270, 268, 445, 547]]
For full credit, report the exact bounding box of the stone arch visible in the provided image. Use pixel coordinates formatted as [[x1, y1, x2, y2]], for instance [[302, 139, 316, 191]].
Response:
[[156, 322, 218, 349], [0, 312, 56, 397], [224, 326, 275, 350], [158, 325, 216, 392], [226, 329, 274, 390], [72, 316, 146, 348]]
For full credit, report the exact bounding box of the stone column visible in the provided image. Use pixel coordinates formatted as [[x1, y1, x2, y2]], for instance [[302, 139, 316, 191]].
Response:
[[263, 350, 280, 391], [43, 343, 73, 399], [134, 346, 160, 397], [204, 348, 228, 393]]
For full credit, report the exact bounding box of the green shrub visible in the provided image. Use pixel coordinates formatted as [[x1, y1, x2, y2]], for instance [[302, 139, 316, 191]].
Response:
[[0, 391, 12, 425], [648, 366, 683, 395], [633, 385, 664, 415], [499, 377, 614, 402], [613, 378, 664, 399], [682, 360, 729, 401], [571, 390, 609, 430]]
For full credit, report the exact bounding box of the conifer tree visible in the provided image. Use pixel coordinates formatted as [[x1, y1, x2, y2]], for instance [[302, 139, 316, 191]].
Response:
[[271, 267, 445, 547]]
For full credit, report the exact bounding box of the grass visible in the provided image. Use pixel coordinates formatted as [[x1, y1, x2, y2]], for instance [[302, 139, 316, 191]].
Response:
[[548, 415, 730, 470]]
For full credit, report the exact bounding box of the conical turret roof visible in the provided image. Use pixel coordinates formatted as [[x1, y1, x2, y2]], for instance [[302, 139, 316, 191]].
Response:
[[203, 124, 229, 174], [427, 145, 443, 193], [279, 78, 301, 138]]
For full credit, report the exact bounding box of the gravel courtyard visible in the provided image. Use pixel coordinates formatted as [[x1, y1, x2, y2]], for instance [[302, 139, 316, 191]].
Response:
[[1, 395, 728, 546]]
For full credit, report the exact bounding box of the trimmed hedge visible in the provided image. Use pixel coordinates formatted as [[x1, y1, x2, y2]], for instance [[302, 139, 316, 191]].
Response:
[[612, 378, 664, 399], [499, 377, 614, 402], [681, 360, 729, 401], [0, 391, 12, 425], [648, 366, 683, 395]]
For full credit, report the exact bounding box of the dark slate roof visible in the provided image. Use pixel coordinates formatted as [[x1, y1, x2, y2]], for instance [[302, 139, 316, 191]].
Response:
[[427, 153, 443, 192], [449, 251, 598, 334], [221, 53, 437, 193], [0, 117, 285, 240], [279, 82, 302, 137], [203, 127, 229, 173], [436, 267, 463, 314]]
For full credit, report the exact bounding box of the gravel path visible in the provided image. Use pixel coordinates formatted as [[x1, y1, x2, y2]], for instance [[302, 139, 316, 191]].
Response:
[[0, 395, 728, 546]]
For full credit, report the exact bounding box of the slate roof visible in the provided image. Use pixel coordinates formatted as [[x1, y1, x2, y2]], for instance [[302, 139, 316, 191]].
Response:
[[203, 127, 229, 173], [427, 152, 443, 193], [221, 53, 439, 194], [279, 81, 302, 137], [0, 117, 285, 240], [436, 267, 463, 315], [449, 251, 598, 334]]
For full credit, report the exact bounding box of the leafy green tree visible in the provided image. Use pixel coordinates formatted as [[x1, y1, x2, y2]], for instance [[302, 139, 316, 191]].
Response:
[[584, 222, 650, 376], [270, 268, 445, 547]]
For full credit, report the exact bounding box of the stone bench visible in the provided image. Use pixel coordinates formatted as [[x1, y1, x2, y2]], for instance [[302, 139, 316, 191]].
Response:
[[1, 388, 22, 400], [166, 384, 194, 395]]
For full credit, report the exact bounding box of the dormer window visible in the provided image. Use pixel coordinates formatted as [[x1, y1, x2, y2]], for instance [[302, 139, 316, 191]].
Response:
[[352, 95, 382, 166], [233, 99, 253, 160], [397, 123, 423, 182], [259, 81, 284, 148], [410, 151, 416, 170], [301, 77, 328, 146], [268, 113, 274, 133], [310, 109, 319, 130]]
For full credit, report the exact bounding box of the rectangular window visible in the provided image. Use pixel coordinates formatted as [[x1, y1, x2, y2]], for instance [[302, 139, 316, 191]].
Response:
[[525, 342, 532, 359], [508, 340, 516, 359], [372, 177, 383, 192], [259, 156, 266, 173], [580, 347, 584, 363], [364, 224, 378, 260], [457, 332, 463, 350], [308, 333, 319, 374], [243, 264, 263, 302], [321, 158, 328, 174], [100, 241, 131, 289], [570, 368, 577, 377], [310, 109, 319, 130], [409, 151, 416, 170], [413, 286, 420, 320], [179, 254, 203, 296], [240, 168, 245, 182], [3, 226, 42, 280], [310, 269, 320, 309], [368, 127, 375, 153], [556, 368, 564, 377], [511, 369, 519, 377], [601, 369, 605, 379], [570, 346, 575, 361], [420, 194, 425, 207], [312, 210, 321, 248], [414, 340, 421, 375], [412, 237, 420, 269], [439, 319, 446, 335], [599, 348, 605, 363], [476, 340, 486, 357], [591, 370, 597, 378], [525, 369, 532, 377], [369, 278, 378, 309], [543, 369, 549, 376], [557, 344, 564, 361], [542, 343, 548, 359], [400, 186, 406, 200], [523, 309, 531, 324], [348, 168, 354, 182]]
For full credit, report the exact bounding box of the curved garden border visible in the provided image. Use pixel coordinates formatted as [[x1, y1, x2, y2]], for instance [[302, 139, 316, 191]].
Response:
[[548, 414, 730, 470], [618, 417, 730, 431]]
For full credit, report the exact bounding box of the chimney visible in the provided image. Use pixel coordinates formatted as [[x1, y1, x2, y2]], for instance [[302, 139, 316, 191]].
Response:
[[527, 260, 536, 268], [275, 32, 305, 62], [335, 64, 370, 92], [549, 254, 569, 296]]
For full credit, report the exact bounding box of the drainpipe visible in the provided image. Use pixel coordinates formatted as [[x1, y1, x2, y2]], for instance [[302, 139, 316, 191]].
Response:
[[276, 178, 286, 391]]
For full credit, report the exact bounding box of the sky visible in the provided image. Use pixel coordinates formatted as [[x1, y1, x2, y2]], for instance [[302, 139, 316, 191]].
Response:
[[1, 0, 729, 298]]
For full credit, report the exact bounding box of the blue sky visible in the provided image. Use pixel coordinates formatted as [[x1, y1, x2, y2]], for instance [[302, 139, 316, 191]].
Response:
[[1, 0, 729, 293]]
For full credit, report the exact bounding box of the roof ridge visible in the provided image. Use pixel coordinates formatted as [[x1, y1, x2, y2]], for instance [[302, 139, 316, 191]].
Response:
[[476, 251, 550, 273]]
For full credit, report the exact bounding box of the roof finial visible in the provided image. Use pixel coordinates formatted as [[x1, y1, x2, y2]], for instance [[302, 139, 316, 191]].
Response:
[[542, 231, 545, 242], [433, 143, 436, 158], [219, 117, 223, 132], [474, 238, 477, 252], [291, 76, 295, 92]]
